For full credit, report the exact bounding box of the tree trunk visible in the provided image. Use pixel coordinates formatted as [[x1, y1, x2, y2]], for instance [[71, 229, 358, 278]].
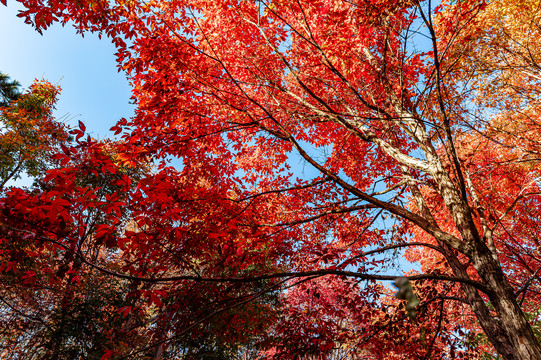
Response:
[[407, 177, 518, 358], [426, 158, 541, 358], [472, 244, 541, 359]]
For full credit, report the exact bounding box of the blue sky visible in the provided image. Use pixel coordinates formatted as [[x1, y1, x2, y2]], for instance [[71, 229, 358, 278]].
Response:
[[0, 2, 134, 139]]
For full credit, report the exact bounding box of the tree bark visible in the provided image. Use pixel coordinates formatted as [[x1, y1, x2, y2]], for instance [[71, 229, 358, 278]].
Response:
[[472, 244, 541, 359], [429, 158, 541, 359], [406, 171, 518, 358]]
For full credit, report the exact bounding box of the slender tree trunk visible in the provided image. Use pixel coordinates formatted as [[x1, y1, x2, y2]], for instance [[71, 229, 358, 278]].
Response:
[[420, 156, 541, 358], [0, 161, 22, 192], [472, 244, 541, 359], [406, 176, 517, 358]]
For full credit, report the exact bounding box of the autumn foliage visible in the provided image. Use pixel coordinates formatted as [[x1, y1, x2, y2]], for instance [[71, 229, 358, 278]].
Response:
[[2, 0, 541, 359]]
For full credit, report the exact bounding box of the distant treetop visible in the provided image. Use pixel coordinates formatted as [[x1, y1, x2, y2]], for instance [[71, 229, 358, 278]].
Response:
[[0, 72, 21, 107]]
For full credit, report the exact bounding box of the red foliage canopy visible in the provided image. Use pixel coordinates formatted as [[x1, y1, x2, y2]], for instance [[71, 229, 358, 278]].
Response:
[[2, 0, 541, 359]]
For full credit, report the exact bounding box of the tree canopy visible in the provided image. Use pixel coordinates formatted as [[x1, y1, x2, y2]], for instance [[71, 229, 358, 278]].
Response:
[[2, 0, 541, 359], [0, 73, 21, 107]]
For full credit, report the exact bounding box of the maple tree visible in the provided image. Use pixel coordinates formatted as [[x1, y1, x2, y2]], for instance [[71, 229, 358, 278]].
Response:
[[2, 0, 541, 358], [0, 78, 68, 190], [0, 79, 150, 359]]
